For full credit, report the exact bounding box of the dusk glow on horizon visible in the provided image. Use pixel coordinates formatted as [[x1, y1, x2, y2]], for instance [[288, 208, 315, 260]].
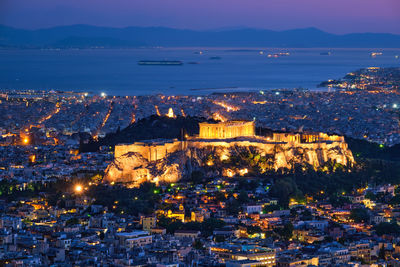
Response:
[[1, 0, 399, 34]]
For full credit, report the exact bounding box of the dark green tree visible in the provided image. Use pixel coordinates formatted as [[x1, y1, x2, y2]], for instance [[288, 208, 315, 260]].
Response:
[[350, 208, 370, 223]]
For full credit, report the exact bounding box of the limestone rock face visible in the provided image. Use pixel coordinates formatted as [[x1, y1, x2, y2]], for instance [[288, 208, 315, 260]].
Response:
[[156, 163, 181, 184], [103, 152, 150, 185], [273, 142, 353, 169], [104, 140, 354, 186], [104, 151, 183, 187]]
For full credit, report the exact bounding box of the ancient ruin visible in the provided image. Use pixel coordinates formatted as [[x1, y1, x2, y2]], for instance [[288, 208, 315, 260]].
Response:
[[104, 121, 354, 186]]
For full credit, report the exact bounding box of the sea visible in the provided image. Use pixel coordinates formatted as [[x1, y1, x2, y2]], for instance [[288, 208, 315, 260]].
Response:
[[0, 47, 399, 96]]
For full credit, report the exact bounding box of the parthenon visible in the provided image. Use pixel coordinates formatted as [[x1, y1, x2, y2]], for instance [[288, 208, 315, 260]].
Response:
[[198, 121, 255, 139]]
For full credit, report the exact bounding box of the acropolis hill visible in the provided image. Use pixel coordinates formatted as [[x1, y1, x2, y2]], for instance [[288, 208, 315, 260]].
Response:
[[104, 120, 354, 186]]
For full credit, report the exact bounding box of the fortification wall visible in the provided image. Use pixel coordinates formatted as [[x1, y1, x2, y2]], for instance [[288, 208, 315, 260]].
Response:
[[115, 140, 183, 161], [115, 144, 146, 158], [107, 134, 354, 185], [115, 137, 352, 168]]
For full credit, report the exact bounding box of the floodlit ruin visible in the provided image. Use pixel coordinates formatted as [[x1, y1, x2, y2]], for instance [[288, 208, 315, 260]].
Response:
[[104, 121, 354, 186], [199, 121, 255, 139]]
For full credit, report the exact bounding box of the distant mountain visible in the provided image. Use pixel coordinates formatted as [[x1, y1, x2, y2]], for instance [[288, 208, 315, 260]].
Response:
[[0, 24, 399, 48]]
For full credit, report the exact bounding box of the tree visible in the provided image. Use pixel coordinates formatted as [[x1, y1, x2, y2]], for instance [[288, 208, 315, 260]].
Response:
[[350, 208, 370, 223], [364, 191, 376, 201], [193, 239, 204, 249], [201, 218, 225, 237], [329, 195, 351, 208], [263, 204, 280, 213], [237, 190, 249, 204], [378, 246, 386, 260], [226, 199, 241, 215], [374, 222, 400, 236], [214, 235, 225, 243], [247, 225, 262, 235], [65, 218, 79, 226], [190, 171, 204, 184], [389, 195, 400, 205], [99, 231, 105, 240], [274, 222, 293, 241], [269, 177, 302, 208], [299, 210, 313, 221], [215, 191, 226, 202]]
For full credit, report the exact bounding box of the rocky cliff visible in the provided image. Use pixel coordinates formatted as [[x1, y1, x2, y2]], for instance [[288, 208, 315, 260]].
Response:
[[104, 151, 183, 187], [104, 140, 354, 186]]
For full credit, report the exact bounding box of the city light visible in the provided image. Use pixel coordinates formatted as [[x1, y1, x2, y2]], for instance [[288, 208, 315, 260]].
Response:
[[212, 101, 240, 112], [74, 184, 83, 193], [29, 155, 36, 163], [1, 1, 400, 265], [166, 107, 175, 118]]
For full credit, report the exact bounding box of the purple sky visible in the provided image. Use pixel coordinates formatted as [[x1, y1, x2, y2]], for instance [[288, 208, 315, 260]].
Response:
[[1, 0, 399, 34]]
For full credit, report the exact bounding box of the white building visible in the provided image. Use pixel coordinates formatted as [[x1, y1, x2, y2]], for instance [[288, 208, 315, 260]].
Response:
[[116, 231, 152, 248]]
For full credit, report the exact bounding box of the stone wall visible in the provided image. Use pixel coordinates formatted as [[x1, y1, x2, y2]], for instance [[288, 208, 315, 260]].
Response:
[[115, 139, 184, 161], [114, 133, 352, 166]]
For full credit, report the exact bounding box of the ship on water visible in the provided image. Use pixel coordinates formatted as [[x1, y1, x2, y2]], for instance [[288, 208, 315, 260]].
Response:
[[370, 52, 383, 57], [138, 60, 183, 66]]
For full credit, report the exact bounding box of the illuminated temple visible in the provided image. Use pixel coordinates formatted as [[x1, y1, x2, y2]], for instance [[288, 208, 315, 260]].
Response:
[[199, 121, 255, 139]]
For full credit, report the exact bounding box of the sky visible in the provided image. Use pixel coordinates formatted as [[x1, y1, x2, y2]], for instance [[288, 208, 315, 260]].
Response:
[[1, 0, 399, 34]]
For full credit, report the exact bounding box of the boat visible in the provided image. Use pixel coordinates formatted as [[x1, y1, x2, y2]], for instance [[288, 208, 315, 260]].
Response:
[[370, 52, 383, 57], [267, 52, 290, 58], [138, 60, 183, 66], [320, 52, 331, 55]]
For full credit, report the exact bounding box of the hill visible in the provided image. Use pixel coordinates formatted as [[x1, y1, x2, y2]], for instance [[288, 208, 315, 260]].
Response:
[[79, 115, 214, 152], [345, 137, 400, 161], [1, 25, 400, 48]]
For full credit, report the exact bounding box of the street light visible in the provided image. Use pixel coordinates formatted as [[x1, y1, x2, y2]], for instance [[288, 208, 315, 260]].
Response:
[[75, 184, 83, 193]]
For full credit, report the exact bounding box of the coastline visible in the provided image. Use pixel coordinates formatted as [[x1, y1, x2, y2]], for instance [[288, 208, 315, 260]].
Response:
[[0, 47, 398, 96]]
